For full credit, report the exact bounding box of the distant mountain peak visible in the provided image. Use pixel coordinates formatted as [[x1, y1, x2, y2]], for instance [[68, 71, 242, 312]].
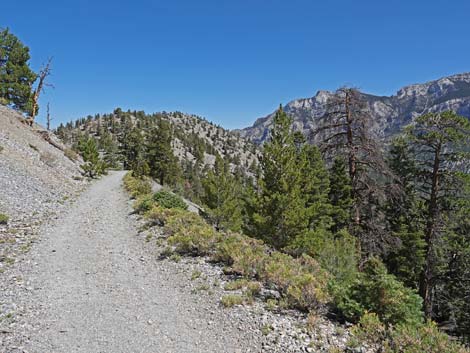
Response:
[[240, 72, 470, 144]]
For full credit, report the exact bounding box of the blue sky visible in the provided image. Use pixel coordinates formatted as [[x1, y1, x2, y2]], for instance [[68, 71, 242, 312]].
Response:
[[2, 0, 469, 129]]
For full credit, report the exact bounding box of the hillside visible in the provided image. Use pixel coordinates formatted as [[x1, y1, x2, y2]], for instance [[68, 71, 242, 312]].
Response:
[[0, 104, 85, 275], [240, 72, 470, 143], [57, 109, 259, 175], [0, 105, 84, 224]]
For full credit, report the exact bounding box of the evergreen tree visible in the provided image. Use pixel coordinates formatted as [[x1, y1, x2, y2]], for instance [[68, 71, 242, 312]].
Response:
[[384, 137, 426, 289], [403, 111, 470, 317], [299, 143, 332, 230], [100, 132, 120, 169], [252, 106, 308, 249], [78, 137, 106, 178], [146, 119, 181, 186], [120, 127, 149, 177], [201, 155, 242, 231], [328, 158, 353, 232], [0, 28, 37, 113], [436, 199, 470, 343]]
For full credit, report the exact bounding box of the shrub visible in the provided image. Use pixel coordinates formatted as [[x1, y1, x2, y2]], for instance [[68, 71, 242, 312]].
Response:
[[315, 229, 359, 288], [261, 253, 330, 311], [133, 194, 155, 214], [224, 279, 249, 291], [245, 281, 262, 297], [224, 279, 261, 297], [169, 222, 220, 256], [0, 213, 8, 225], [64, 148, 78, 161], [386, 321, 470, 353], [221, 294, 244, 307], [123, 172, 152, 198], [350, 315, 470, 353], [214, 234, 267, 277], [349, 312, 386, 347], [335, 257, 423, 326], [153, 190, 188, 210], [164, 208, 207, 235]]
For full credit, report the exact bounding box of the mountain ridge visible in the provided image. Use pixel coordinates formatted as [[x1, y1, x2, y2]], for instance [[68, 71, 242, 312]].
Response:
[[239, 72, 470, 144]]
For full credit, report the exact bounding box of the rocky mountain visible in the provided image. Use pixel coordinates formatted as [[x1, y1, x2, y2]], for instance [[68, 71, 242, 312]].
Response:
[[239, 72, 470, 144]]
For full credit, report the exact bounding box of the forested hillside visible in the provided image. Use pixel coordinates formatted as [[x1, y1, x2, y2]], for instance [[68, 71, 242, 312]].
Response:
[[56, 108, 259, 203]]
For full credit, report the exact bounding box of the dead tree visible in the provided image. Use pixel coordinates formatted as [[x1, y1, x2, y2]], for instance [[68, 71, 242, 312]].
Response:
[[313, 87, 394, 256], [37, 130, 64, 151], [28, 57, 53, 125], [46, 102, 53, 131]]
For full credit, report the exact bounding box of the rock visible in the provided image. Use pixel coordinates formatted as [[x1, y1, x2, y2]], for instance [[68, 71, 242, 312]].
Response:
[[260, 288, 281, 300]]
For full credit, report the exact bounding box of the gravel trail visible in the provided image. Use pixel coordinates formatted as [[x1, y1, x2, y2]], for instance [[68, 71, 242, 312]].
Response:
[[19, 171, 261, 353]]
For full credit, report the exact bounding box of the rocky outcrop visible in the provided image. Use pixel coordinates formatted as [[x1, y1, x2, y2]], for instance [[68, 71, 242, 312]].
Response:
[[239, 72, 470, 144]]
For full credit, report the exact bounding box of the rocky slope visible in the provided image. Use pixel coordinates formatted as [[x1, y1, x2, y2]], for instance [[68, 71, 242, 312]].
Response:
[[0, 105, 86, 343], [240, 72, 470, 144], [0, 105, 84, 223]]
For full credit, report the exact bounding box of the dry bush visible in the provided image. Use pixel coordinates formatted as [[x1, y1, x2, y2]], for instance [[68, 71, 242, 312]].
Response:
[[64, 148, 78, 161]]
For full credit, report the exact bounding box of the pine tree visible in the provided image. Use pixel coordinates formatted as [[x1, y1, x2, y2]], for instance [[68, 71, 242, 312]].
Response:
[[436, 198, 470, 342], [384, 137, 426, 289], [403, 111, 470, 317], [314, 87, 391, 256], [0, 28, 37, 113], [146, 119, 181, 186], [328, 158, 353, 232], [252, 106, 308, 249], [120, 127, 149, 177], [299, 144, 332, 230], [78, 137, 106, 178], [201, 155, 242, 231], [100, 132, 120, 169]]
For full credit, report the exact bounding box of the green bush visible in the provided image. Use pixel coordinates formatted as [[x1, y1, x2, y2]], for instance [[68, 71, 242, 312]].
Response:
[[168, 222, 220, 256], [153, 190, 188, 210], [123, 172, 152, 198], [261, 253, 330, 311], [214, 234, 267, 277], [133, 194, 155, 214], [162, 208, 207, 234], [349, 314, 470, 353], [334, 257, 423, 326], [349, 312, 386, 347], [315, 229, 359, 288], [221, 294, 245, 307], [386, 321, 470, 353], [0, 213, 9, 224], [224, 279, 261, 297]]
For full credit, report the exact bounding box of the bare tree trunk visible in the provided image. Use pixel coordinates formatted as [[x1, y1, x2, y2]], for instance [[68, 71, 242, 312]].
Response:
[[29, 58, 53, 125], [46, 102, 52, 131], [344, 90, 360, 225], [420, 142, 441, 318]]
